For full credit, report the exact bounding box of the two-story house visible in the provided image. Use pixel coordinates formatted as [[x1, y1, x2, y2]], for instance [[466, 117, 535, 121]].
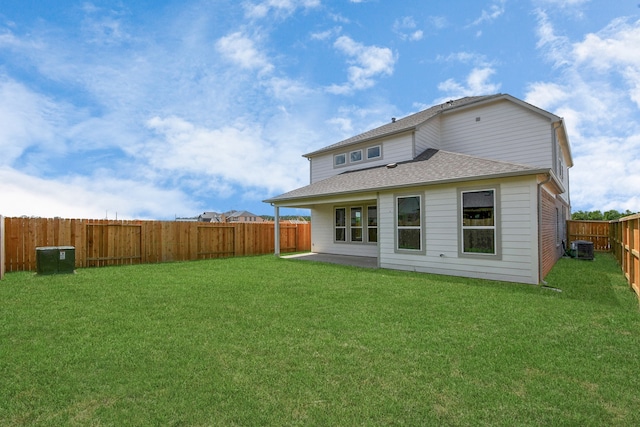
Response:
[[264, 94, 572, 284]]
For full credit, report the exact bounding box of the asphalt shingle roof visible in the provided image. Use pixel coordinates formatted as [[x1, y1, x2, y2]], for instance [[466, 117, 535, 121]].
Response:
[[264, 149, 545, 203]]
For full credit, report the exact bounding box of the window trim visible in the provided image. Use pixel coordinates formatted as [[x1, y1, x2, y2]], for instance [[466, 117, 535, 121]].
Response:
[[367, 205, 378, 244], [334, 204, 378, 245], [457, 186, 501, 260], [350, 206, 364, 242], [334, 207, 347, 242], [394, 194, 425, 254], [367, 145, 382, 160], [350, 149, 363, 163], [333, 145, 383, 168]]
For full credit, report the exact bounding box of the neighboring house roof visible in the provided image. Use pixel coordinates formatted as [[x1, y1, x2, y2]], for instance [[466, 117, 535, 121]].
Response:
[[265, 149, 553, 204], [302, 93, 571, 166], [198, 212, 225, 222], [225, 210, 259, 219]]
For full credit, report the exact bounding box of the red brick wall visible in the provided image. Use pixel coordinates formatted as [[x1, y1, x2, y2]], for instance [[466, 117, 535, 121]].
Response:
[[540, 189, 568, 279]]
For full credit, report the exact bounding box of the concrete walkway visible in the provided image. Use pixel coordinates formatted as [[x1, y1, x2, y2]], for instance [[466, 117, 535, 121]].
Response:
[[281, 252, 378, 269]]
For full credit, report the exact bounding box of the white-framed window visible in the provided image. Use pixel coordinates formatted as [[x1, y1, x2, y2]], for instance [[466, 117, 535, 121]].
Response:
[[335, 208, 346, 242], [350, 150, 363, 163], [367, 145, 381, 160], [350, 207, 363, 242], [460, 189, 499, 256], [367, 205, 378, 243], [334, 205, 377, 244], [334, 153, 346, 167], [396, 195, 422, 251]]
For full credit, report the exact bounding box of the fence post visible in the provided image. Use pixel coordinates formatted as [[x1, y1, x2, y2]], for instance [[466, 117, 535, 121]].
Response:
[[0, 215, 5, 280]]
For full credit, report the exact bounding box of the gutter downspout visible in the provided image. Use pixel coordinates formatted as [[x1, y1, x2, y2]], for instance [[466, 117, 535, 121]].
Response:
[[537, 173, 552, 285]]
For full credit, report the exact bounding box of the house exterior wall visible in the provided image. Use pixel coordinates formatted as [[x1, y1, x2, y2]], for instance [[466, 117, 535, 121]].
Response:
[[540, 185, 569, 279], [309, 132, 414, 183], [553, 135, 571, 205], [440, 100, 554, 169], [415, 118, 441, 153], [375, 176, 540, 284], [310, 203, 379, 257]]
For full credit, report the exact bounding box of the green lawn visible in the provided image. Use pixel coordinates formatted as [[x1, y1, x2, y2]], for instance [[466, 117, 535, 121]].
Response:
[[1, 253, 639, 426]]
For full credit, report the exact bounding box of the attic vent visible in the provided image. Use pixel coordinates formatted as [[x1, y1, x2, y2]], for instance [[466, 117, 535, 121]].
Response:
[[386, 163, 397, 169], [391, 117, 396, 123]]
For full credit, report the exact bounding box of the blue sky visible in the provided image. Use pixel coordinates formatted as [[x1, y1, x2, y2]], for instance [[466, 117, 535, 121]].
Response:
[[0, 0, 638, 219]]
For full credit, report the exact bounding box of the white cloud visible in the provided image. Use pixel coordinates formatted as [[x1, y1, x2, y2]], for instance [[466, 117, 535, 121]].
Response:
[[569, 135, 640, 212], [536, 0, 589, 4], [427, 16, 449, 30], [215, 31, 274, 74], [437, 67, 501, 98], [528, 14, 640, 212], [393, 16, 424, 41], [571, 18, 640, 108], [326, 36, 396, 94], [0, 78, 61, 165], [469, 0, 506, 27], [311, 29, 333, 40], [437, 51, 493, 67], [534, 9, 572, 68], [243, 0, 321, 20], [265, 76, 316, 101], [0, 166, 196, 219], [525, 82, 570, 108], [80, 3, 132, 46], [144, 116, 305, 194]]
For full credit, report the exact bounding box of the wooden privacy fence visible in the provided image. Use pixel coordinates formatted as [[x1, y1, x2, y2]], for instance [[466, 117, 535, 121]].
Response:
[[610, 214, 640, 300], [566, 220, 611, 251], [2, 217, 310, 273]]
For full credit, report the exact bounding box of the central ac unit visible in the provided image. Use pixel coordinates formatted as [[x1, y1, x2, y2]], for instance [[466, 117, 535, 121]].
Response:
[[571, 240, 594, 260]]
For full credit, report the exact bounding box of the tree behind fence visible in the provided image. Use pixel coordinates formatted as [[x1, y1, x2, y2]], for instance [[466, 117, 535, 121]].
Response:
[[2, 217, 311, 273]]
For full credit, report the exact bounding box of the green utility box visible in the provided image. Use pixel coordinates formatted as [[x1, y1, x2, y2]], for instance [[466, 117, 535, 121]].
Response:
[[36, 246, 76, 275]]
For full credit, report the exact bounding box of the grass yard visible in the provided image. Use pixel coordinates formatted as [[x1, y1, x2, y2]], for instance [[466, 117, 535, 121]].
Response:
[[1, 253, 639, 426]]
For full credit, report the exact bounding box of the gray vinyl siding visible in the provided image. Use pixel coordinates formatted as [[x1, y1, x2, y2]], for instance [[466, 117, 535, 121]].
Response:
[[310, 204, 378, 257], [310, 155, 334, 184], [377, 177, 539, 284], [308, 133, 414, 183], [440, 100, 553, 169], [415, 118, 441, 154]]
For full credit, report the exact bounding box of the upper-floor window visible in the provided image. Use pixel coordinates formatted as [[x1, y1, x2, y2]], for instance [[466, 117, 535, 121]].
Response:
[[334, 144, 382, 168], [350, 150, 363, 163], [367, 146, 381, 160], [556, 143, 565, 180]]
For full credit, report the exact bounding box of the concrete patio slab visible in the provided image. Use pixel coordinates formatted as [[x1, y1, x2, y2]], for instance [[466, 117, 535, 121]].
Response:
[[281, 253, 378, 269]]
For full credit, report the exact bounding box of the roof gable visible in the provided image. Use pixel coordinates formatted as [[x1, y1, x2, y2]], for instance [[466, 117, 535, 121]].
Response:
[[304, 95, 502, 158], [303, 93, 569, 161]]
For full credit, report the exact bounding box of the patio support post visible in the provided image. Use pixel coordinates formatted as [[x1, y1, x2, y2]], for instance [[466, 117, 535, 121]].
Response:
[[274, 205, 280, 257], [0, 215, 4, 280]]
